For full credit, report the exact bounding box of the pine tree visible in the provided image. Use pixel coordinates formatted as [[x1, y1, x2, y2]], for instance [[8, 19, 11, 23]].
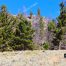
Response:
[[0, 6, 35, 51], [48, 20, 56, 31], [39, 17, 44, 40], [9, 14, 35, 50], [57, 2, 66, 27], [37, 8, 40, 17], [0, 5, 8, 26], [0, 5, 9, 51], [52, 2, 66, 49], [30, 11, 33, 19]]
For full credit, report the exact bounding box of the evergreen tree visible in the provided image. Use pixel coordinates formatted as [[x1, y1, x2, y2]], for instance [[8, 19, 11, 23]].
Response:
[[52, 2, 66, 49], [37, 8, 40, 17], [0, 5, 7, 26], [48, 20, 56, 31], [0, 5, 9, 51], [30, 11, 33, 19], [57, 2, 66, 27], [39, 17, 44, 39], [0, 6, 35, 51], [9, 14, 35, 50]]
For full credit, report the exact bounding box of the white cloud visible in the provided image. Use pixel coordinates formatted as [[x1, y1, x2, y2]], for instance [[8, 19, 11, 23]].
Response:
[[24, 2, 38, 12]]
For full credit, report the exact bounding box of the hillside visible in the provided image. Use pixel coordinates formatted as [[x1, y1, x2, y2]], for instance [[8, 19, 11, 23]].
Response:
[[26, 15, 49, 45]]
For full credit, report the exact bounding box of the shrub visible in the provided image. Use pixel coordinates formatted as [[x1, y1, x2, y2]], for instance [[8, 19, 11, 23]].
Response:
[[43, 42, 50, 50]]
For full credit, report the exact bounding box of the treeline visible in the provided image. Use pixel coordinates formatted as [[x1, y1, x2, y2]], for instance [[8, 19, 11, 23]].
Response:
[[0, 2, 66, 51]]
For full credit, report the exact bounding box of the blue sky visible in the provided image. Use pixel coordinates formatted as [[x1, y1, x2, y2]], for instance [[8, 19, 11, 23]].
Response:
[[0, 0, 62, 19]]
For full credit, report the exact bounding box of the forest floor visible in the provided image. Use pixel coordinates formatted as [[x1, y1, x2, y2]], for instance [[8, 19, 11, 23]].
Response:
[[0, 50, 66, 66]]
